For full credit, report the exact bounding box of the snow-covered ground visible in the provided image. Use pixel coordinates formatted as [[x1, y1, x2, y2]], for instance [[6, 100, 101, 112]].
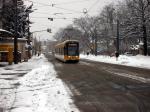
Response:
[[80, 54, 150, 69], [0, 54, 79, 112], [1, 54, 150, 111]]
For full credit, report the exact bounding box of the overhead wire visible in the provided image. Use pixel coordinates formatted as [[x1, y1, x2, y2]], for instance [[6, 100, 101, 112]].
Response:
[[31, 17, 78, 22], [24, 0, 101, 17], [52, 6, 83, 14], [24, 0, 102, 32], [24, 0, 51, 6], [53, 0, 91, 5], [31, 16, 77, 20], [24, 0, 91, 7], [24, 0, 101, 15], [87, 0, 100, 12], [30, 16, 48, 19], [24, 0, 84, 14], [32, 12, 73, 16], [33, 12, 53, 15], [34, 12, 73, 15]]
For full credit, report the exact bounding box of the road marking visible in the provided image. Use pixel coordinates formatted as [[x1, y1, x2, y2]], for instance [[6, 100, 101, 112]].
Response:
[[79, 61, 93, 66], [69, 85, 82, 96], [107, 70, 150, 83]]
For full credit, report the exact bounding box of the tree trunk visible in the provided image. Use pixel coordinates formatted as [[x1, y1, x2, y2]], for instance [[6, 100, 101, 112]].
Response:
[[142, 10, 148, 55], [143, 24, 147, 55]]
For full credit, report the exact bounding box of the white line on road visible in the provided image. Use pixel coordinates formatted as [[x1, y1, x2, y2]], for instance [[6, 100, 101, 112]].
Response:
[[107, 70, 150, 83]]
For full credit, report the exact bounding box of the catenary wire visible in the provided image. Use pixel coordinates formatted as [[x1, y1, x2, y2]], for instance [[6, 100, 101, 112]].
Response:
[[88, 0, 100, 12], [52, 0, 92, 5]]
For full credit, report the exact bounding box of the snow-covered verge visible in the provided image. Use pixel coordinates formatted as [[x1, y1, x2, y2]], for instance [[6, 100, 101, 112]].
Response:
[[80, 54, 150, 69], [0, 54, 79, 112]]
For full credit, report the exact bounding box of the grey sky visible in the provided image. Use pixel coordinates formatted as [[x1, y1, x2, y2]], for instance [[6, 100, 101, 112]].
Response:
[[25, 0, 118, 40]]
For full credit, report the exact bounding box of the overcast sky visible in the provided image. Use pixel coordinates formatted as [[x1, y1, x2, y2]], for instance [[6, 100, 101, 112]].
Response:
[[25, 0, 118, 41]]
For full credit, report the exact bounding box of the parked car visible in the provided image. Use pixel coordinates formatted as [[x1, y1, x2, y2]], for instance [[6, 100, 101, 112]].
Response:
[[124, 52, 133, 56]]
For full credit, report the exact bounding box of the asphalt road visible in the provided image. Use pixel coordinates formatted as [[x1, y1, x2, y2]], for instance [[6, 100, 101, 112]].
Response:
[[47, 54, 150, 112]]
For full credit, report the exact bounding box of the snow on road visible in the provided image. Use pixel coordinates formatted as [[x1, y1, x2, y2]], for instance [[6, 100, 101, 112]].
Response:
[[80, 54, 150, 83], [80, 54, 150, 69], [0, 54, 79, 112]]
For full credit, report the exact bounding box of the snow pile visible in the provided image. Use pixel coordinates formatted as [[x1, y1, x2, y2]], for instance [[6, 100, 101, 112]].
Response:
[[0, 54, 47, 80], [4, 54, 47, 71], [7, 54, 79, 112], [80, 54, 150, 69]]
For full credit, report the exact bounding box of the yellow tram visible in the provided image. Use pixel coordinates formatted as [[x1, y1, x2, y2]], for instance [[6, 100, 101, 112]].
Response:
[[54, 40, 80, 62]]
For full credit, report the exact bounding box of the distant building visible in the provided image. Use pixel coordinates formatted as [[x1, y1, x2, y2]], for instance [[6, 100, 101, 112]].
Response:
[[41, 40, 57, 53], [0, 36, 28, 64]]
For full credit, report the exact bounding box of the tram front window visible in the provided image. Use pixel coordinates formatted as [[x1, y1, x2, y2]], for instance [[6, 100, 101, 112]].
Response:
[[68, 46, 78, 56]]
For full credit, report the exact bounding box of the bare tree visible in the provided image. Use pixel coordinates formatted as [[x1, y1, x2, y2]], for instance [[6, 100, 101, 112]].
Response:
[[74, 17, 92, 54], [53, 25, 82, 41], [98, 4, 116, 55], [74, 16, 102, 55], [124, 0, 150, 55]]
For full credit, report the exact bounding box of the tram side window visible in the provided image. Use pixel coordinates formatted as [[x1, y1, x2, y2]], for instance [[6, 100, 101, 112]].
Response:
[[59, 48, 61, 54], [61, 48, 63, 55], [56, 48, 59, 54], [60, 48, 62, 55], [62, 47, 64, 55], [56, 48, 58, 54], [64, 46, 67, 55], [55, 49, 56, 53]]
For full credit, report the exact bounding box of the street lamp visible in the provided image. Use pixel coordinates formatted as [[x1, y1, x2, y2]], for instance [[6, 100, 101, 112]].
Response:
[[14, 0, 18, 64]]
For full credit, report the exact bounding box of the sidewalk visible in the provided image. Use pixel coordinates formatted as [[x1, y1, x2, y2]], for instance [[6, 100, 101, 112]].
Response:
[[0, 54, 79, 112], [0, 65, 28, 112], [0, 55, 49, 111]]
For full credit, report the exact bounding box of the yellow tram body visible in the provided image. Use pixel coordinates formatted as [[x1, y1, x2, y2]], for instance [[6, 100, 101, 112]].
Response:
[[54, 40, 80, 62]]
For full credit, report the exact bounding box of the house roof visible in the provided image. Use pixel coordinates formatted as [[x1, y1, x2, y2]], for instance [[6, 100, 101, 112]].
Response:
[[0, 29, 14, 37]]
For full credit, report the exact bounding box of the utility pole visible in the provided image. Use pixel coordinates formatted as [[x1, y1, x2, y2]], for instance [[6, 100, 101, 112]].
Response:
[[117, 19, 120, 53], [26, 2, 33, 59], [142, 19, 148, 56], [14, 0, 18, 64], [27, 13, 31, 59], [94, 28, 98, 56], [115, 19, 120, 60], [38, 37, 41, 56]]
